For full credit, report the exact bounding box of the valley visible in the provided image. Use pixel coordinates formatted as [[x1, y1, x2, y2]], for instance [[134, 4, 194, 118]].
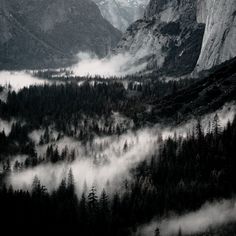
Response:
[[0, 0, 236, 235]]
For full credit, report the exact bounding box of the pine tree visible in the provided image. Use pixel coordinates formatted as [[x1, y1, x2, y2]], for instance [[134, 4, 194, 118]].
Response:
[[58, 178, 67, 196], [3, 158, 11, 172], [88, 186, 98, 211], [79, 192, 88, 229], [123, 140, 128, 152], [43, 127, 50, 144], [213, 113, 221, 136], [155, 227, 160, 236], [99, 189, 109, 214], [13, 160, 20, 171], [67, 168, 75, 194], [32, 175, 47, 196], [196, 119, 203, 140], [70, 149, 76, 162], [39, 135, 44, 145], [178, 228, 182, 236]]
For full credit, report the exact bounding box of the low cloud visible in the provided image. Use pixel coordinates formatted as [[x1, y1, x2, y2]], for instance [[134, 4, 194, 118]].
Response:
[[0, 71, 50, 92], [6, 103, 236, 197], [71, 52, 147, 77], [8, 127, 160, 195], [5, 104, 235, 194], [137, 199, 236, 236]]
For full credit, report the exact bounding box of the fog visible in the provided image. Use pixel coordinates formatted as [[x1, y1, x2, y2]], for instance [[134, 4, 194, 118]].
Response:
[[6, 103, 236, 196], [8, 128, 159, 195], [0, 71, 50, 92], [137, 199, 236, 236], [72, 52, 147, 77], [0, 119, 14, 135]]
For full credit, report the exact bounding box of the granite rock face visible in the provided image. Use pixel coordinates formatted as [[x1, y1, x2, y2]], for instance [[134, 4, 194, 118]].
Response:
[[0, 0, 121, 69], [196, 0, 236, 71], [115, 0, 236, 76], [115, 0, 205, 76]]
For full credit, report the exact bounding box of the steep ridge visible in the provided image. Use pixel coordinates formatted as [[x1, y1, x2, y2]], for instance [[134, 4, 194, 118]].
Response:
[[0, 0, 121, 69], [115, 0, 205, 77], [196, 0, 236, 71], [115, 0, 236, 76]]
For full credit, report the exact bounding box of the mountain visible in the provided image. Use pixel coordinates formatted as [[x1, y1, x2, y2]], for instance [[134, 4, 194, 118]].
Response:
[[93, 0, 149, 32], [115, 0, 205, 77], [147, 56, 236, 123], [115, 0, 236, 76], [0, 0, 121, 69], [196, 0, 236, 72]]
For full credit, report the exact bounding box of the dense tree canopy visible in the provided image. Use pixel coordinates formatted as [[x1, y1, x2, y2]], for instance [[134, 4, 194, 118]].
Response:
[[1, 115, 236, 235]]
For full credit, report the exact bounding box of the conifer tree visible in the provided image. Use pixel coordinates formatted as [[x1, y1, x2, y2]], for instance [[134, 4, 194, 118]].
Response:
[[67, 168, 75, 194]]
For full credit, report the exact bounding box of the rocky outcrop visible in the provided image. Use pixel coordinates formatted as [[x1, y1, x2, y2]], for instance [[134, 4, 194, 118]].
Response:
[[0, 0, 121, 69], [115, 0, 236, 76], [196, 0, 236, 71], [115, 0, 205, 76], [93, 0, 149, 32]]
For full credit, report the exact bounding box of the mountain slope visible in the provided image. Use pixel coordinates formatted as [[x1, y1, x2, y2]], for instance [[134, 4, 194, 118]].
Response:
[[115, 0, 205, 76], [147, 57, 236, 123], [196, 0, 236, 71], [0, 0, 121, 69], [115, 0, 236, 76], [93, 0, 149, 32]]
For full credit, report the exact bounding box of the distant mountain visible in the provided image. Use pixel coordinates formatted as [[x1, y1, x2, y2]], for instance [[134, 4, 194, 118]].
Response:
[[0, 0, 121, 69], [93, 0, 149, 32], [115, 0, 236, 77]]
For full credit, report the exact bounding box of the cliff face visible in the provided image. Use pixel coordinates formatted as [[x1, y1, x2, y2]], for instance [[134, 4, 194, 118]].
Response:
[[115, 0, 205, 76], [93, 0, 149, 32], [196, 0, 236, 71], [0, 0, 121, 69], [115, 0, 236, 76]]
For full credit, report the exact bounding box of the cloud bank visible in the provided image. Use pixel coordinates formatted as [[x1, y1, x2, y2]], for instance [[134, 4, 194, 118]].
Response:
[[0, 71, 50, 92], [71, 52, 147, 77], [7, 103, 236, 196], [8, 127, 159, 195]]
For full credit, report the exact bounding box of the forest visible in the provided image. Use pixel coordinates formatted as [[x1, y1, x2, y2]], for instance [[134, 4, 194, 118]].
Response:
[[1, 112, 236, 235], [0, 58, 236, 235]]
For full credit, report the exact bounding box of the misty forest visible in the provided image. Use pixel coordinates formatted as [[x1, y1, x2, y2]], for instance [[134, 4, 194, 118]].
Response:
[[0, 0, 236, 235]]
